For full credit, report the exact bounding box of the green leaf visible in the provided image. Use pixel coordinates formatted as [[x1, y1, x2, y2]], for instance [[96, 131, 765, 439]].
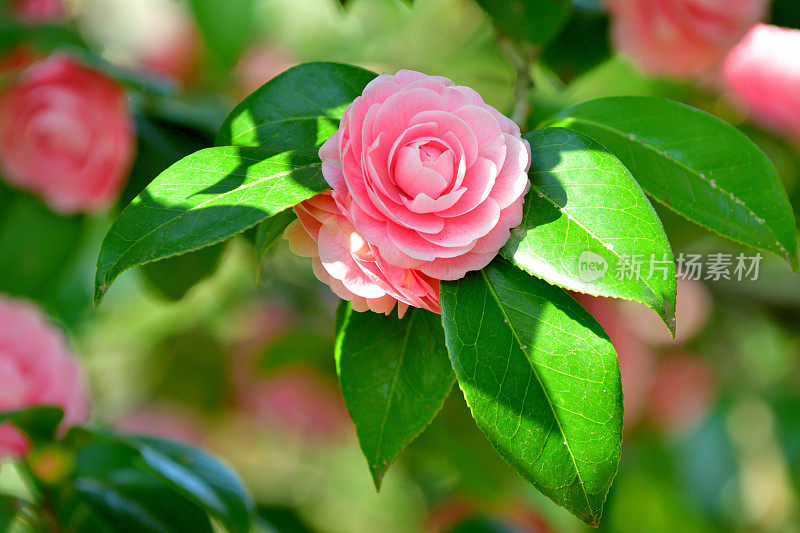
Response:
[[501, 127, 676, 333], [548, 96, 800, 270], [187, 0, 255, 68], [94, 147, 328, 303], [74, 470, 214, 533], [255, 209, 296, 273], [0, 186, 85, 302], [140, 243, 225, 301], [335, 303, 455, 488], [440, 259, 622, 526], [0, 495, 22, 532], [216, 62, 377, 149], [475, 0, 573, 45], [0, 407, 64, 444], [130, 436, 253, 533]]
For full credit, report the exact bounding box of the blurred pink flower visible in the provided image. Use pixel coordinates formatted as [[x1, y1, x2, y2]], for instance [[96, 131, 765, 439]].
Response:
[[648, 353, 717, 433], [0, 296, 89, 457], [319, 70, 530, 280], [139, 15, 202, 87], [285, 191, 440, 317], [0, 54, 134, 213], [575, 294, 657, 428], [115, 404, 204, 445], [236, 367, 349, 441], [235, 47, 295, 97], [607, 0, 768, 78], [617, 278, 712, 345], [723, 24, 800, 147], [10, 0, 66, 24]]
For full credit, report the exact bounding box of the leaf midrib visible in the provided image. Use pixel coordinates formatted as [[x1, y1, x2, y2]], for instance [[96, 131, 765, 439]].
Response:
[[560, 116, 786, 252], [527, 181, 666, 312], [479, 269, 597, 522], [100, 158, 323, 284], [372, 310, 418, 467]]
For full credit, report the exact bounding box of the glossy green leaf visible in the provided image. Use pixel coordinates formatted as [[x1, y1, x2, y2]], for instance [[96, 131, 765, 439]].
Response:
[[335, 303, 455, 488], [0, 407, 63, 444], [131, 436, 253, 533], [549, 96, 800, 270], [255, 209, 296, 273], [94, 147, 328, 303], [217, 62, 377, 149], [74, 470, 214, 533], [475, 0, 573, 45], [501, 127, 676, 332], [440, 259, 622, 526]]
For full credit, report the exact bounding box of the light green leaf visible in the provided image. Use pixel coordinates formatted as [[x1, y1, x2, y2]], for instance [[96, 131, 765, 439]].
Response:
[[217, 62, 377, 149], [335, 303, 455, 488], [94, 147, 328, 303], [549, 96, 799, 270], [501, 127, 676, 332], [440, 259, 622, 526]]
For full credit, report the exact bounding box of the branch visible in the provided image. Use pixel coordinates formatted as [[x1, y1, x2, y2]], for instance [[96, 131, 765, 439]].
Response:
[[498, 37, 537, 129]]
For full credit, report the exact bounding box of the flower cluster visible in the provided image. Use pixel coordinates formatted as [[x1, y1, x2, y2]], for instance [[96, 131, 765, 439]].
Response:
[[285, 70, 531, 316]]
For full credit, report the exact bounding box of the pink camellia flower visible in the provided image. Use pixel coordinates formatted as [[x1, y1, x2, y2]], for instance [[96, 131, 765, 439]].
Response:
[[319, 70, 531, 281], [285, 192, 440, 316], [10, 0, 66, 24], [0, 54, 134, 213], [723, 24, 800, 147], [606, 0, 768, 78], [0, 296, 90, 457]]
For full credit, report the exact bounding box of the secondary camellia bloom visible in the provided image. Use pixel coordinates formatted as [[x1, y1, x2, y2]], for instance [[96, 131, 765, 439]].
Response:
[[319, 70, 531, 281], [723, 24, 800, 147], [285, 192, 440, 316], [0, 54, 134, 213], [606, 0, 768, 78], [0, 297, 90, 457]]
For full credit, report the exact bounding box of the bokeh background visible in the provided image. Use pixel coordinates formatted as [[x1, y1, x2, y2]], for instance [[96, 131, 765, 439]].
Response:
[[2, 0, 800, 531]]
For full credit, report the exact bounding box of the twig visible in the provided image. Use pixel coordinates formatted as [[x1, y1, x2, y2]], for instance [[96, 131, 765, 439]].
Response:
[[498, 36, 537, 129]]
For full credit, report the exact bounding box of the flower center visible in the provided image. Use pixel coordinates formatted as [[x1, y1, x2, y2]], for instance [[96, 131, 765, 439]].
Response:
[[393, 139, 456, 200]]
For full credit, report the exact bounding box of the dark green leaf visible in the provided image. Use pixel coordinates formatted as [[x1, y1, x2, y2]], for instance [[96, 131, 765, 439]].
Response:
[[335, 303, 455, 488], [187, 0, 255, 67], [0, 187, 84, 302], [549, 96, 800, 270], [131, 436, 253, 533], [140, 243, 225, 301], [216, 62, 377, 149], [74, 470, 214, 533], [440, 259, 622, 526], [0, 407, 64, 444], [0, 495, 22, 532], [94, 147, 328, 303], [255, 209, 296, 270], [475, 0, 573, 45], [501, 127, 676, 332]]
